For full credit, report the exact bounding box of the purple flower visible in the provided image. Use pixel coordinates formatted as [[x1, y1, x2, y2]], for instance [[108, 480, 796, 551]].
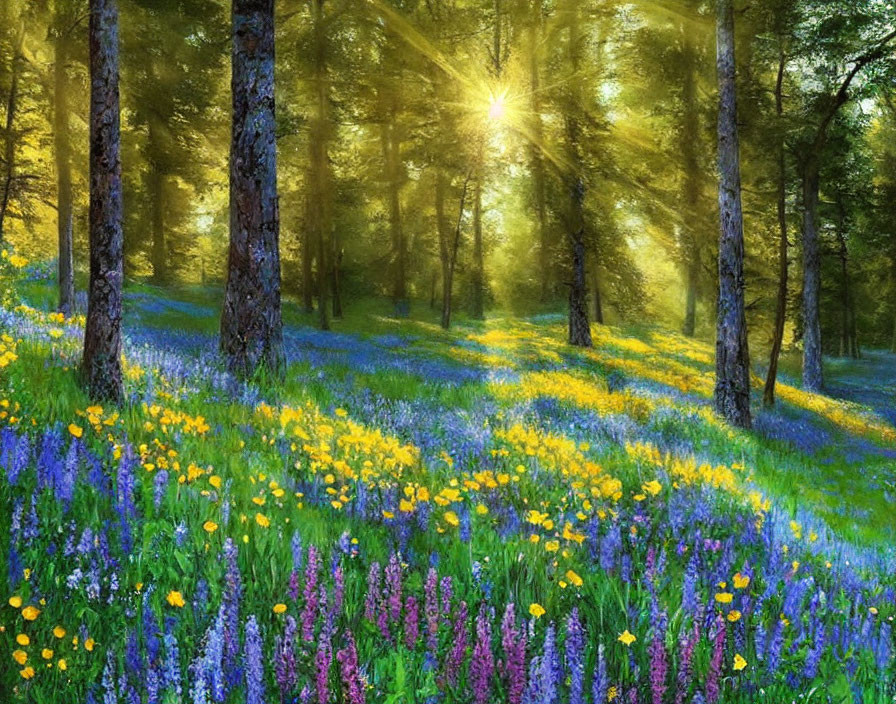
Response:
[[275, 615, 298, 699], [443, 600, 469, 687], [500, 604, 527, 704], [674, 623, 699, 704], [705, 616, 725, 704], [592, 643, 608, 704], [244, 616, 265, 704], [404, 595, 420, 649], [336, 631, 365, 704], [385, 552, 403, 624], [648, 610, 668, 704], [302, 545, 321, 642], [565, 608, 586, 704], [471, 604, 495, 704], [424, 568, 440, 654], [364, 561, 382, 622]]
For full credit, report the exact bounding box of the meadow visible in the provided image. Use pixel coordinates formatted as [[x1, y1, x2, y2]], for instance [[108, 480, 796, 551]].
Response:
[[1, 257, 895, 703]]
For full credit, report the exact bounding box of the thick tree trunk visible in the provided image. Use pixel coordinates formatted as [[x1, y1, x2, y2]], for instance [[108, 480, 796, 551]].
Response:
[[82, 0, 124, 403], [714, 0, 751, 428], [680, 37, 701, 338], [800, 160, 823, 391], [0, 23, 24, 244], [55, 31, 75, 316], [763, 52, 788, 407], [220, 0, 284, 375]]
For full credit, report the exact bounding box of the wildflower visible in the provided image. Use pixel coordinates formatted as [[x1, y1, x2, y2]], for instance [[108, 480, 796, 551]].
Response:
[[444, 511, 459, 526], [618, 630, 636, 646], [21, 605, 39, 620], [273, 603, 287, 614], [566, 570, 583, 587], [733, 654, 747, 671], [19, 666, 34, 679], [726, 610, 741, 623], [12, 649, 27, 665], [203, 521, 218, 533], [529, 603, 545, 618], [255, 513, 270, 528], [245, 615, 265, 704], [68, 424, 83, 438], [500, 604, 527, 704], [471, 604, 495, 704], [166, 591, 185, 608], [336, 631, 365, 704], [8, 595, 22, 608], [732, 573, 750, 589], [566, 608, 586, 704], [57, 659, 67, 671], [714, 592, 733, 604], [85, 637, 95, 651], [642, 480, 662, 495]]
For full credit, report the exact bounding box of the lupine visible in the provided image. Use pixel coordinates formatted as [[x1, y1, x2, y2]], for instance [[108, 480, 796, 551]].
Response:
[[500, 604, 527, 704], [404, 595, 420, 649], [592, 643, 608, 704], [336, 631, 365, 704], [674, 623, 699, 704], [648, 608, 668, 704], [471, 604, 495, 704], [364, 561, 382, 621], [274, 615, 298, 699], [424, 567, 440, 654], [803, 622, 825, 680], [565, 608, 586, 704], [103, 650, 118, 704], [223, 538, 242, 684], [705, 616, 725, 704], [385, 552, 403, 624], [302, 545, 321, 641], [244, 616, 265, 704], [206, 608, 226, 702], [163, 620, 182, 700], [443, 600, 469, 687]]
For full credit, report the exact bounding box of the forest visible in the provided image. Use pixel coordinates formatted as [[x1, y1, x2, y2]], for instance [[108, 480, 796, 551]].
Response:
[[0, 0, 895, 702]]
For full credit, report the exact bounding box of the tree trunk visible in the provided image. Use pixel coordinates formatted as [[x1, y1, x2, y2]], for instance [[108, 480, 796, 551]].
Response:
[[148, 147, 167, 284], [593, 267, 603, 325], [55, 30, 75, 316], [310, 0, 330, 329], [331, 242, 342, 319], [0, 23, 24, 245], [471, 160, 485, 320], [680, 36, 701, 338], [835, 201, 850, 358], [302, 197, 314, 313], [438, 170, 470, 330], [763, 51, 788, 407], [82, 0, 124, 403], [800, 160, 823, 391], [528, 0, 549, 302], [220, 0, 284, 376], [714, 0, 751, 428], [383, 111, 406, 312]]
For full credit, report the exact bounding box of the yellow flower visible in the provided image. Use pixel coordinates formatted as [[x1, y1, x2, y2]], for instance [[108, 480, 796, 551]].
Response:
[[475, 504, 489, 515], [255, 513, 270, 528], [16, 633, 29, 646], [714, 592, 733, 604], [732, 572, 750, 589], [203, 521, 218, 533], [57, 659, 67, 671], [273, 603, 287, 614], [85, 638, 95, 651], [565, 570, 583, 587], [544, 540, 560, 553], [68, 423, 83, 438], [12, 650, 27, 665], [733, 653, 747, 671], [618, 630, 636, 646], [53, 626, 66, 638], [727, 610, 742, 623], [528, 603, 545, 618], [642, 479, 662, 496], [41, 649, 53, 660], [19, 666, 35, 679], [8, 595, 22, 608], [21, 605, 40, 620], [209, 475, 222, 489], [443, 511, 460, 527], [166, 591, 185, 608]]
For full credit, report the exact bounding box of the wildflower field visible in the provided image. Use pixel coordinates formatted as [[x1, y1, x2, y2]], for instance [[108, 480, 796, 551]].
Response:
[[1, 261, 895, 704]]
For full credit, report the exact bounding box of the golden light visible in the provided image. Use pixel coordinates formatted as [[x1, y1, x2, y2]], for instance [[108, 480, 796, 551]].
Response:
[[488, 91, 507, 123]]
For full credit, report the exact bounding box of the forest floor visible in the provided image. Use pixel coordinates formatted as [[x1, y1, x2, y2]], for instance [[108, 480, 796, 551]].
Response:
[[2, 274, 895, 701]]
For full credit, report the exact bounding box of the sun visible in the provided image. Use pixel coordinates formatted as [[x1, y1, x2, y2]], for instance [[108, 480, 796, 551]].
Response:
[[488, 92, 507, 122]]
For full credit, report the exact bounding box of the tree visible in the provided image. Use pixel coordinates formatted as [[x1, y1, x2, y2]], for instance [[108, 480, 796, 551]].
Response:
[[82, 0, 124, 403], [714, 0, 751, 428], [220, 0, 283, 376]]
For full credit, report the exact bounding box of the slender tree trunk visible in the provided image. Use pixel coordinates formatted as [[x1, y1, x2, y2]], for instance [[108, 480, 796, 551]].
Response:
[[680, 36, 701, 338], [220, 0, 284, 375], [55, 30, 75, 316], [0, 23, 25, 244], [310, 0, 330, 329], [564, 12, 591, 348], [439, 170, 471, 330], [148, 152, 167, 283], [382, 110, 406, 312], [82, 0, 124, 403], [714, 0, 751, 428], [800, 159, 823, 391], [331, 243, 342, 319], [471, 152, 485, 320], [763, 51, 788, 406], [593, 267, 603, 325], [835, 201, 850, 358], [302, 197, 314, 312], [528, 0, 549, 302]]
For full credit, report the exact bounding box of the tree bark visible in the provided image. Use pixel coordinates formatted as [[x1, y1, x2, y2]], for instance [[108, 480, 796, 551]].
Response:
[[528, 0, 549, 302], [438, 170, 470, 330], [148, 136, 167, 284], [800, 159, 823, 391], [0, 22, 24, 245], [714, 0, 751, 428], [55, 29, 75, 316], [82, 0, 124, 403], [470, 154, 485, 320], [763, 50, 788, 407], [302, 196, 314, 313], [383, 110, 406, 312], [593, 267, 603, 325], [310, 0, 330, 330], [220, 0, 284, 375]]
